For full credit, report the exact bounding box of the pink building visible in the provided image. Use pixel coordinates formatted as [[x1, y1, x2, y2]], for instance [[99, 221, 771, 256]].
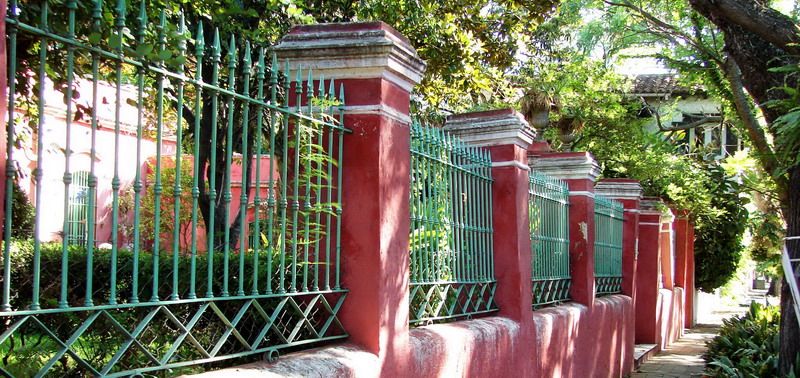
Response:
[[11, 78, 276, 251]]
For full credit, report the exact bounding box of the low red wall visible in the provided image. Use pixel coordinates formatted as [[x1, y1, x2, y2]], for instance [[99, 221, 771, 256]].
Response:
[[658, 287, 685, 349], [533, 296, 633, 377], [195, 296, 634, 377]]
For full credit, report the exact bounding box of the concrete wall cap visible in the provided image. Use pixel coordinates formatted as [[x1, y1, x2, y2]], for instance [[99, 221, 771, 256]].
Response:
[[442, 108, 535, 148], [527, 152, 601, 182], [272, 22, 427, 91], [640, 199, 667, 215], [595, 180, 644, 201]]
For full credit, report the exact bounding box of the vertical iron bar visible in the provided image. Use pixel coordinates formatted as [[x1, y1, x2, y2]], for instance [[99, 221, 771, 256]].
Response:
[[84, 0, 102, 307], [30, 0, 50, 311], [170, 15, 187, 301], [324, 79, 335, 290], [58, 0, 78, 309], [302, 70, 313, 292], [237, 42, 252, 297], [262, 52, 279, 295], [206, 29, 221, 298], [188, 22, 205, 300], [131, 0, 148, 304], [221, 35, 237, 297], [251, 48, 267, 296], [312, 76, 325, 291], [290, 67, 303, 293], [278, 60, 291, 294], [150, 11, 167, 303], [335, 84, 344, 289], [2, 0, 20, 311], [108, 0, 127, 305]]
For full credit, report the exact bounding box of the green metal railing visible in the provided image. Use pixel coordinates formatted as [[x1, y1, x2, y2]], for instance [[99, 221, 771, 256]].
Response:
[[594, 195, 624, 295], [409, 123, 497, 325], [529, 172, 571, 308], [2, 1, 350, 375]]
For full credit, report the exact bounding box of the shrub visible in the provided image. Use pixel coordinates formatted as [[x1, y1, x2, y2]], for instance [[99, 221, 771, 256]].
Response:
[[3, 182, 35, 239], [703, 302, 799, 377], [0, 238, 329, 375]]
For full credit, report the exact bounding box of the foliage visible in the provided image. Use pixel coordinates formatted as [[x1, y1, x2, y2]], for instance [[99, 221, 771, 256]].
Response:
[[119, 156, 196, 252], [693, 165, 749, 292], [703, 302, 799, 377], [0, 238, 320, 375], [4, 182, 35, 239], [766, 61, 800, 170]]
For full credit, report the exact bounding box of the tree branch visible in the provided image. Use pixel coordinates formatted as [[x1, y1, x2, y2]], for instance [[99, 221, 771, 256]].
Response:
[[689, 0, 800, 56], [722, 58, 788, 201]]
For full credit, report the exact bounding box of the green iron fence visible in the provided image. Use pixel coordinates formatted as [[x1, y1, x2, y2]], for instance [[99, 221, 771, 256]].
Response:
[[529, 171, 571, 308], [409, 122, 497, 325], [2, 1, 350, 375], [594, 195, 624, 295]]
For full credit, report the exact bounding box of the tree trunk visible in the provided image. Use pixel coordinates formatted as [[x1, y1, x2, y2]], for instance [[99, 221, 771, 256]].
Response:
[[781, 166, 800, 373], [689, 0, 800, 372]]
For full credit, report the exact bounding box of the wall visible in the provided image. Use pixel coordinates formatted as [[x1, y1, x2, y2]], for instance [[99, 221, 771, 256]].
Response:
[[1, 20, 695, 378]]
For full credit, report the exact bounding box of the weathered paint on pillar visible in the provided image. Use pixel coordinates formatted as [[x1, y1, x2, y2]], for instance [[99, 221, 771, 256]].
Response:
[[635, 198, 665, 345], [443, 108, 537, 374], [673, 209, 696, 328], [595, 178, 642, 375], [529, 152, 600, 307], [595, 179, 643, 298], [274, 22, 426, 377], [444, 109, 535, 322]]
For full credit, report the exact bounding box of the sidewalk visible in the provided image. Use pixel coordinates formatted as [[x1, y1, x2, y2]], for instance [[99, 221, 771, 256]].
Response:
[[628, 325, 719, 377], [628, 295, 756, 378]]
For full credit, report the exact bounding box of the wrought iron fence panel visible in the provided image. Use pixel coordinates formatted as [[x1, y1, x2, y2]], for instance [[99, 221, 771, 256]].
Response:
[[529, 171, 571, 308], [408, 122, 496, 325], [2, 1, 349, 375], [594, 195, 624, 295]]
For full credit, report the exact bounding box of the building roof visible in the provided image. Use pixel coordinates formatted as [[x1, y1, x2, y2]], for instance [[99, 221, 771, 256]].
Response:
[[630, 74, 703, 96]]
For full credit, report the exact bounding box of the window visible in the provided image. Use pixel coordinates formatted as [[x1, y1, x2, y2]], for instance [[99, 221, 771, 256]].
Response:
[[66, 171, 92, 246]]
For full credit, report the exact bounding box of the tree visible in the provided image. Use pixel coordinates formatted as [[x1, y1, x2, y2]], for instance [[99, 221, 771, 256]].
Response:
[[686, 0, 800, 372], [8, 0, 562, 252], [509, 0, 753, 293]]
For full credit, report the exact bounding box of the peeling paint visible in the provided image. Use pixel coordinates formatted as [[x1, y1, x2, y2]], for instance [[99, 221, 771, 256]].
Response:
[[579, 221, 588, 241]]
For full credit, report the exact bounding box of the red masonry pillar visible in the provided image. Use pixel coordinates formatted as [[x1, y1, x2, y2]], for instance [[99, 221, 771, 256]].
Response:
[[673, 209, 688, 291], [274, 22, 426, 377], [595, 179, 642, 374], [529, 152, 600, 307], [595, 179, 643, 299], [444, 109, 535, 323], [444, 108, 537, 375], [635, 198, 665, 345], [673, 209, 695, 328]]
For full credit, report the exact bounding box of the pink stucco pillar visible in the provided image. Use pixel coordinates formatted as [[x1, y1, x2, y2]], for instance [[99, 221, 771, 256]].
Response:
[[444, 109, 535, 323], [529, 152, 600, 307], [443, 108, 536, 375], [595, 179, 643, 299], [635, 198, 665, 345], [673, 209, 696, 328], [274, 22, 426, 377], [595, 179, 642, 374]]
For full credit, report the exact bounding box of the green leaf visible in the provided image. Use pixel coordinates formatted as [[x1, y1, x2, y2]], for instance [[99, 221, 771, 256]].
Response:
[[134, 44, 154, 57], [157, 49, 173, 61]]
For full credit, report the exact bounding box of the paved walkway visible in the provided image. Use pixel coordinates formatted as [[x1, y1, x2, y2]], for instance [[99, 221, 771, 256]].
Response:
[[628, 325, 720, 378]]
